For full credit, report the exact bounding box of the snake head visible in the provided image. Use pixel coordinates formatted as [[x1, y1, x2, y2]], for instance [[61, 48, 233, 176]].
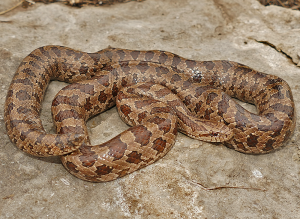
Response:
[[189, 120, 234, 143]]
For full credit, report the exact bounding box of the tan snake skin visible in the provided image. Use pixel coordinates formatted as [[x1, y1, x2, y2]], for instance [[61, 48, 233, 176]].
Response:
[[4, 45, 296, 182]]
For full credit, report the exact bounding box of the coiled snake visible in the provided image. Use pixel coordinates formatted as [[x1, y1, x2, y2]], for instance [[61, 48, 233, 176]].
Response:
[[4, 45, 296, 182]]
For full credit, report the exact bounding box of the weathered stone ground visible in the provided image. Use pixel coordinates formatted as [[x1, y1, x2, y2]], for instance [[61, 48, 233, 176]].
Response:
[[0, 0, 300, 218]]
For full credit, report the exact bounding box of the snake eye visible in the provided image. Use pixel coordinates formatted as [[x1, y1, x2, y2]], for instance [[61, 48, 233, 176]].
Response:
[[210, 132, 219, 137]]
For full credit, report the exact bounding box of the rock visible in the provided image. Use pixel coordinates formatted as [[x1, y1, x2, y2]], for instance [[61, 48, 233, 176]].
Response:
[[0, 0, 299, 218]]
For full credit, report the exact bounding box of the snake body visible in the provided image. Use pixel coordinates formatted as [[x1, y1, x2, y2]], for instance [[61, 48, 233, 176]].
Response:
[[4, 45, 296, 182]]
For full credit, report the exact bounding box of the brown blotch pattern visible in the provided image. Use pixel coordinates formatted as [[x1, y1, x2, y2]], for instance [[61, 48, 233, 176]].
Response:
[[131, 126, 152, 146], [152, 138, 167, 154], [106, 136, 128, 161], [4, 45, 295, 184], [126, 151, 143, 164], [79, 145, 98, 167]]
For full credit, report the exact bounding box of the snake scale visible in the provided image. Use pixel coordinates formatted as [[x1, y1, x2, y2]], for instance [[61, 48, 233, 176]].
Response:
[[4, 45, 296, 182]]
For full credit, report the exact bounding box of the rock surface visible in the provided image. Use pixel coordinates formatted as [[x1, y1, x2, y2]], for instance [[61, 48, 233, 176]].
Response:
[[0, 0, 299, 218]]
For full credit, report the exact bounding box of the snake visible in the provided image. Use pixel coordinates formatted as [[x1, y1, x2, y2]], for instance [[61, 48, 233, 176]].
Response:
[[4, 45, 296, 182]]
